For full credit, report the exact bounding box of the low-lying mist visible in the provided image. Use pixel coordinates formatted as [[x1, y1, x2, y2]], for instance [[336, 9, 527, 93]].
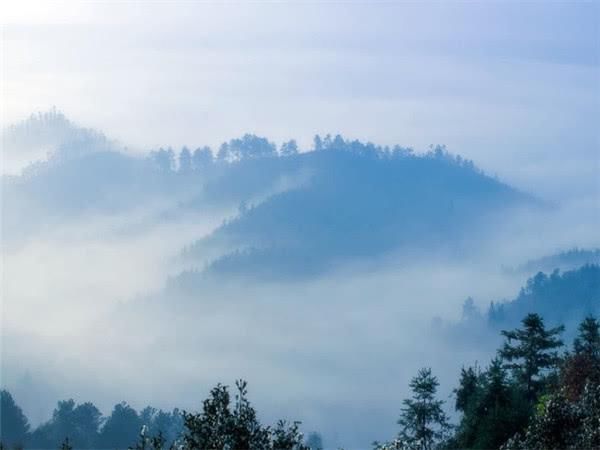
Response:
[[2, 117, 599, 448], [2, 193, 597, 448]]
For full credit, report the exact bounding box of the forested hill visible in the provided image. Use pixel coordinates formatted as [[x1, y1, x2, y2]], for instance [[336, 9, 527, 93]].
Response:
[[179, 144, 534, 280], [1, 109, 114, 163], [487, 264, 600, 330]]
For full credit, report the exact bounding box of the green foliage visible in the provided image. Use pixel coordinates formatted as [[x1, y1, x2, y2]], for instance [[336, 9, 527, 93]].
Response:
[[182, 380, 307, 450], [447, 359, 530, 450], [501, 383, 600, 450], [396, 368, 451, 450], [499, 313, 564, 401]]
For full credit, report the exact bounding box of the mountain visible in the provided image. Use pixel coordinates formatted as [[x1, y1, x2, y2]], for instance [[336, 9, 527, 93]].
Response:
[[1, 109, 115, 173], [179, 140, 536, 281], [2, 113, 538, 277]]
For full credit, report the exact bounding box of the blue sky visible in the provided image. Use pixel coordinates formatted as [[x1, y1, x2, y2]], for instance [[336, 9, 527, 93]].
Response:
[[2, 1, 599, 200]]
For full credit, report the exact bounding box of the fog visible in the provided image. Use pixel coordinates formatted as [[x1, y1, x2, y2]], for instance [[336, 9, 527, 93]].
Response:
[[2, 164, 598, 447], [1, 2, 599, 448]]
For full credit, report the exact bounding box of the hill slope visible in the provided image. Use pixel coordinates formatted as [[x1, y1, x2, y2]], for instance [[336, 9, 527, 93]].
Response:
[[180, 141, 535, 280]]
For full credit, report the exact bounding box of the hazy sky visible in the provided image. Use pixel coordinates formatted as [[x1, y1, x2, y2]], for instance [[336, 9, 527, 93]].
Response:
[[1, 1, 599, 198]]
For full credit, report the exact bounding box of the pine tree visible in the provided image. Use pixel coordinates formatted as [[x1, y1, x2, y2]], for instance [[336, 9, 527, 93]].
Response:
[[573, 315, 600, 358], [454, 365, 480, 413], [397, 368, 450, 450], [499, 313, 564, 401]]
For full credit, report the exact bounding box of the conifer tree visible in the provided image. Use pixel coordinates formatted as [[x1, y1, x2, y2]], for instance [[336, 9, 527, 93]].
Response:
[[499, 313, 564, 401], [397, 368, 450, 450], [573, 315, 600, 358]]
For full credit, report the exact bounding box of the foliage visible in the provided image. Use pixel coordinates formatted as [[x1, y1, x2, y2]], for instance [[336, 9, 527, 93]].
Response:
[[182, 380, 307, 450], [498, 313, 564, 401], [0, 390, 30, 447], [447, 359, 530, 449], [501, 383, 600, 450], [396, 368, 451, 450], [31, 399, 102, 449], [98, 402, 143, 449]]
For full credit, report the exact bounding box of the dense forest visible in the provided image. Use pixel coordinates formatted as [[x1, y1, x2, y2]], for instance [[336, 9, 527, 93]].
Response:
[[453, 264, 600, 337], [2, 312, 599, 450]]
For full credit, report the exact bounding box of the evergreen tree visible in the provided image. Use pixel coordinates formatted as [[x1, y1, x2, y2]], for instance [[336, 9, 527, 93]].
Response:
[[454, 365, 480, 413], [0, 390, 30, 447], [449, 359, 529, 450], [573, 315, 600, 358], [178, 147, 192, 173], [499, 313, 564, 401], [397, 368, 450, 450], [561, 315, 600, 401]]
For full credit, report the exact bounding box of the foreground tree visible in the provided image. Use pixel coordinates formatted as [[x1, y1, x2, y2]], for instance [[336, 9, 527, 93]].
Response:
[[561, 315, 600, 401], [448, 358, 530, 449], [499, 313, 564, 402], [501, 383, 600, 450], [0, 390, 30, 448], [182, 380, 307, 450], [98, 402, 142, 449], [397, 368, 450, 450]]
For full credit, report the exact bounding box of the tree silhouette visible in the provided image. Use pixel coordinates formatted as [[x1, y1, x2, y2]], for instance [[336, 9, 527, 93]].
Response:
[[0, 390, 30, 448], [397, 368, 450, 450]]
